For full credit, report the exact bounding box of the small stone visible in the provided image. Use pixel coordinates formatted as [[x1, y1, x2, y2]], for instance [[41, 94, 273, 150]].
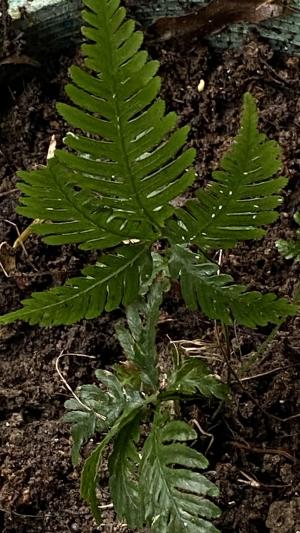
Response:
[[197, 79, 205, 93]]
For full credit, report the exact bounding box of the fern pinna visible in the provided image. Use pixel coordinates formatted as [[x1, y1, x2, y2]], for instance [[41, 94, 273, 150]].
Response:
[[277, 211, 300, 261], [0, 0, 297, 530]]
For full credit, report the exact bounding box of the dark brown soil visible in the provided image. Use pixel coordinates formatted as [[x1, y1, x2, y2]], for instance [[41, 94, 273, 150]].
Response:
[[1, 27, 300, 533]]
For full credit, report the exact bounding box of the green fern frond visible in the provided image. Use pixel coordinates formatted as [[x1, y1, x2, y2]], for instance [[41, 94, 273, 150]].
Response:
[[81, 402, 146, 523], [64, 409, 99, 467], [17, 0, 196, 250], [167, 93, 287, 250], [276, 212, 300, 261], [0, 244, 152, 325], [115, 275, 169, 389], [140, 413, 221, 533], [64, 368, 140, 465], [109, 413, 143, 528], [166, 358, 228, 400], [17, 159, 156, 250], [3, 0, 295, 530], [169, 245, 296, 327]]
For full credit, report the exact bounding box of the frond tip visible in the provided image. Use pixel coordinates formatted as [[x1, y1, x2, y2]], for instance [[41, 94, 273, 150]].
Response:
[[140, 413, 221, 533], [168, 92, 287, 250], [52, 0, 197, 242], [13, 0, 197, 250]]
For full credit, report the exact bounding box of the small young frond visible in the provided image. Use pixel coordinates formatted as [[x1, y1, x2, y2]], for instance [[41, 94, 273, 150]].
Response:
[[109, 414, 143, 528], [140, 412, 221, 533], [169, 245, 296, 327], [166, 358, 228, 400], [0, 245, 152, 325], [115, 275, 170, 389], [64, 369, 128, 464], [276, 212, 300, 261], [167, 93, 287, 250], [81, 402, 146, 523], [66, 367, 147, 522]]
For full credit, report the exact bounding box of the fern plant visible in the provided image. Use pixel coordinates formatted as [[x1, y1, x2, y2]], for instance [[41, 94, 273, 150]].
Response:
[[0, 0, 294, 328], [276, 211, 300, 261], [65, 278, 227, 531], [0, 0, 298, 530]]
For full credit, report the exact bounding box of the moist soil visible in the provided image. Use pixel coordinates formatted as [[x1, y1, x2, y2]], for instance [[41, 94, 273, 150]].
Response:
[[0, 26, 300, 533]]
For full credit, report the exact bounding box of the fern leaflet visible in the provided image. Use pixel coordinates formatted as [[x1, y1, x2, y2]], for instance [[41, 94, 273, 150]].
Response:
[[276, 212, 300, 261], [167, 93, 287, 250], [140, 413, 221, 533], [109, 413, 143, 528], [17, 159, 155, 250], [166, 358, 228, 400], [0, 244, 152, 325], [169, 245, 296, 327], [81, 402, 146, 523]]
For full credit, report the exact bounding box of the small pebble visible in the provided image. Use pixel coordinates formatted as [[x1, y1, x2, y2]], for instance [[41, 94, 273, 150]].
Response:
[[197, 79, 205, 93]]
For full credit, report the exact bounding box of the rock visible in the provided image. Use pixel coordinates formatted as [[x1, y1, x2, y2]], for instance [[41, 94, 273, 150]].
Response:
[[266, 498, 300, 532]]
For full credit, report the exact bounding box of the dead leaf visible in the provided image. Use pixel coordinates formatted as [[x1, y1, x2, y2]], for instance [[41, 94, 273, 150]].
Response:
[[0, 54, 40, 67], [147, 0, 286, 42]]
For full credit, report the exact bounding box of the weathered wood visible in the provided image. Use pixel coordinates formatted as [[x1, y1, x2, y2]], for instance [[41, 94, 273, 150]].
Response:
[[6, 0, 300, 54], [8, 0, 82, 53], [147, 0, 284, 43]]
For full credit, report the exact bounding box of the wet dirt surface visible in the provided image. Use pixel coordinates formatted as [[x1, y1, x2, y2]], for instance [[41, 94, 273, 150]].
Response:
[[0, 24, 300, 533]]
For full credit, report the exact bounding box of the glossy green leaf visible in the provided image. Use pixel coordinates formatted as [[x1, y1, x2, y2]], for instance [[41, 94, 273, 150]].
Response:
[[166, 358, 228, 400], [0, 245, 152, 325], [109, 413, 143, 528], [169, 245, 296, 327], [140, 412, 221, 533], [168, 93, 287, 250]]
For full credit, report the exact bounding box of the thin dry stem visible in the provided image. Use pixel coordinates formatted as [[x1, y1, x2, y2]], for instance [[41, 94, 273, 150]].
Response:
[[171, 338, 222, 362], [192, 418, 214, 454], [56, 351, 106, 421], [13, 135, 56, 250], [4, 218, 29, 257], [0, 242, 9, 278], [0, 188, 18, 198]]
